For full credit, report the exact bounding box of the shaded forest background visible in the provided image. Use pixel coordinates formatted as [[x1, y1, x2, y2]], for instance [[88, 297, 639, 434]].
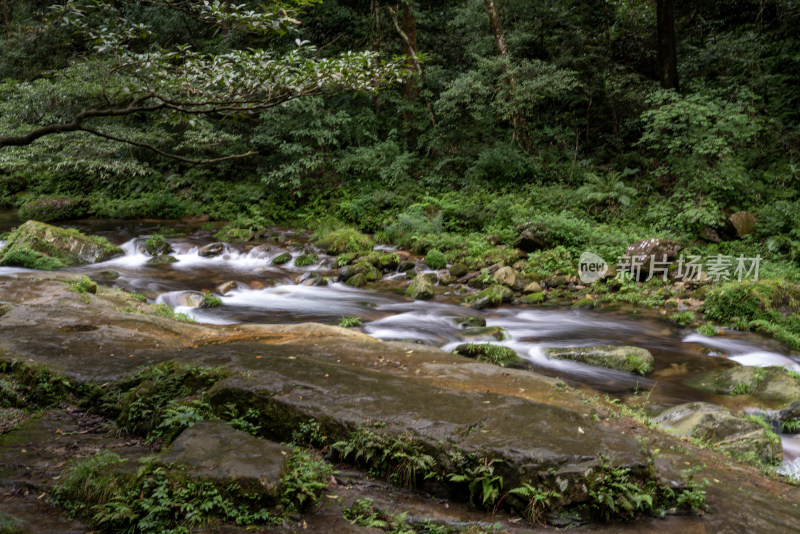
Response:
[[1, 0, 799, 270]]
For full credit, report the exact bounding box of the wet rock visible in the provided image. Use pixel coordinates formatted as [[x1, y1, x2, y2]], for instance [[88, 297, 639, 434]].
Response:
[[523, 281, 542, 294], [0, 220, 122, 270], [272, 252, 292, 265], [545, 345, 654, 375], [449, 262, 469, 278], [217, 281, 238, 294], [377, 253, 400, 271], [398, 260, 416, 272], [493, 266, 516, 287], [654, 402, 781, 465], [143, 235, 172, 256], [468, 285, 513, 309], [723, 211, 757, 239], [458, 326, 509, 341], [685, 366, 800, 408], [341, 261, 381, 286], [545, 275, 569, 288], [175, 292, 203, 307], [456, 316, 486, 328], [146, 255, 178, 266], [157, 420, 291, 500], [453, 343, 520, 367], [438, 273, 457, 286], [521, 292, 546, 304], [198, 242, 226, 258], [699, 227, 721, 243], [0, 301, 10, 317], [406, 275, 434, 300], [513, 226, 550, 253]]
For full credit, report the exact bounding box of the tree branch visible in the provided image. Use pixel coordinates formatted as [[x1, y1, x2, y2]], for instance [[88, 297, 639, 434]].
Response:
[[0, 94, 162, 147], [79, 126, 258, 164]]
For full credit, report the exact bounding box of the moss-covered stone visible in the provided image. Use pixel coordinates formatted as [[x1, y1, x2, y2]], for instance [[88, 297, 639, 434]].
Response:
[[214, 226, 255, 243], [654, 402, 782, 466], [406, 274, 434, 300], [453, 343, 520, 367], [465, 285, 513, 309], [146, 255, 179, 266], [294, 253, 318, 267], [0, 220, 122, 269], [424, 249, 447, 270], [272, 252, 292, 265], [685, 366, 800, 408], [545, 345, 654, 375], [456, 316, 486, 328], [521, 291, 546, 304]]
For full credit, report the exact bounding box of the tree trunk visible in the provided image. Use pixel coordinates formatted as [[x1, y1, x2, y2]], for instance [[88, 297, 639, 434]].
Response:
[[2, 1, 11, 33], [482, 0, 526, 150], [401, 4, 418, 100], [656, 0, 679, 90]]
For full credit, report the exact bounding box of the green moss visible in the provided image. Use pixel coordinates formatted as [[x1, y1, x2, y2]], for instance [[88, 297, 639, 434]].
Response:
[[313, 227, 373, 255], [200, 292, 222, 308], [464, 285, 513, 308], [424, 249, 447, 270], [214, 226, 255, 243], [272, 252, 292, 265], [669, 311, 696, 327], [0, 221, 121, 269], [453, 343, 519, 367], [294, 253, 318, 267], [144, 234, 169, 255], [522, 291, 546, 304], [69, 275, 98, 296], [697, 323, 717, 336], [0, 245, 66, 269], [338, 316, 363, 328]]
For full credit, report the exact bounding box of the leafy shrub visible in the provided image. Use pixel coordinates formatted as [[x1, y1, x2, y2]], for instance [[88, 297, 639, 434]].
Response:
[[280, 449, 333, 512], [19, 195, 86, 221], [424, 249, 447, 270]]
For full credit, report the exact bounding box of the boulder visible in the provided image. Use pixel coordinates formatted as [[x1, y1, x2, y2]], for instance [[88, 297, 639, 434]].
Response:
[[406, 275, 435, 300], [654, 402, 781, 465], [545, 345, 654, 375], [146, 255, 178, 266], [198, 242, 226, 258], [157, 420, 291, 500], [723, 211, 757, 239], [216, 281, 238, 294], [458, 326, 509, 342], [449, 262, 469, 278], [398, 260, 416, 272], [456, 316, 486, 328], [493, 266, 517, 287], [685, 366, 800, 408], [468, 285, 513, 309], [523, 281, 543, 294], [0, 220, 122, 270], [699, 227, 721, 243], [513, 227, 550, 253], [272, 252, 292, 265]]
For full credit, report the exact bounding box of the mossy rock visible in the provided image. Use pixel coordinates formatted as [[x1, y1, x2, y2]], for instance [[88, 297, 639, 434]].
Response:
[[456, 316, 486, 328], [406, 274, 434, 300], [147, 255, 179, 266], [572, 297, 595, 309], [545, 345, 654, 375], [449, 262, 469, 278], [377, 252, 400, 271], [144, 234, 172, 256], [453, 343, 520, 367], [465, 285, 513, 309], [314, 227, 373, 255], [19, 196, 86, 222], [521, 291, 546, 304], [654, 402, 782, 466], [340, 260, 381, 284], [272, 252, 292, 265], [294, 253, 318, 267], [458, 326, 510, 342], [0, 220, 122, 269], [685, 366, 800, 408]]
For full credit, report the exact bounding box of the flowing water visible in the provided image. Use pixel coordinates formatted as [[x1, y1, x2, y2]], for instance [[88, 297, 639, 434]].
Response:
[[2, 213, 800, 475]]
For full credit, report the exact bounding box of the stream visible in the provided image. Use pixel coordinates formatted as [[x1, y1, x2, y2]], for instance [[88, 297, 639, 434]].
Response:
[[2, 213, 800, 477]]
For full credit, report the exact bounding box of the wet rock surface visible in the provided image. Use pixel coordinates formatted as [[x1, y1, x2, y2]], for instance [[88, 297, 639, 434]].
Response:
[[545, 345, 655, 375], [1, 273, 800, 532], [158, 421, 291, 500], [654, 402, 782, 464], [0, 220, 122, 269], [686, 365, 800, 409]]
